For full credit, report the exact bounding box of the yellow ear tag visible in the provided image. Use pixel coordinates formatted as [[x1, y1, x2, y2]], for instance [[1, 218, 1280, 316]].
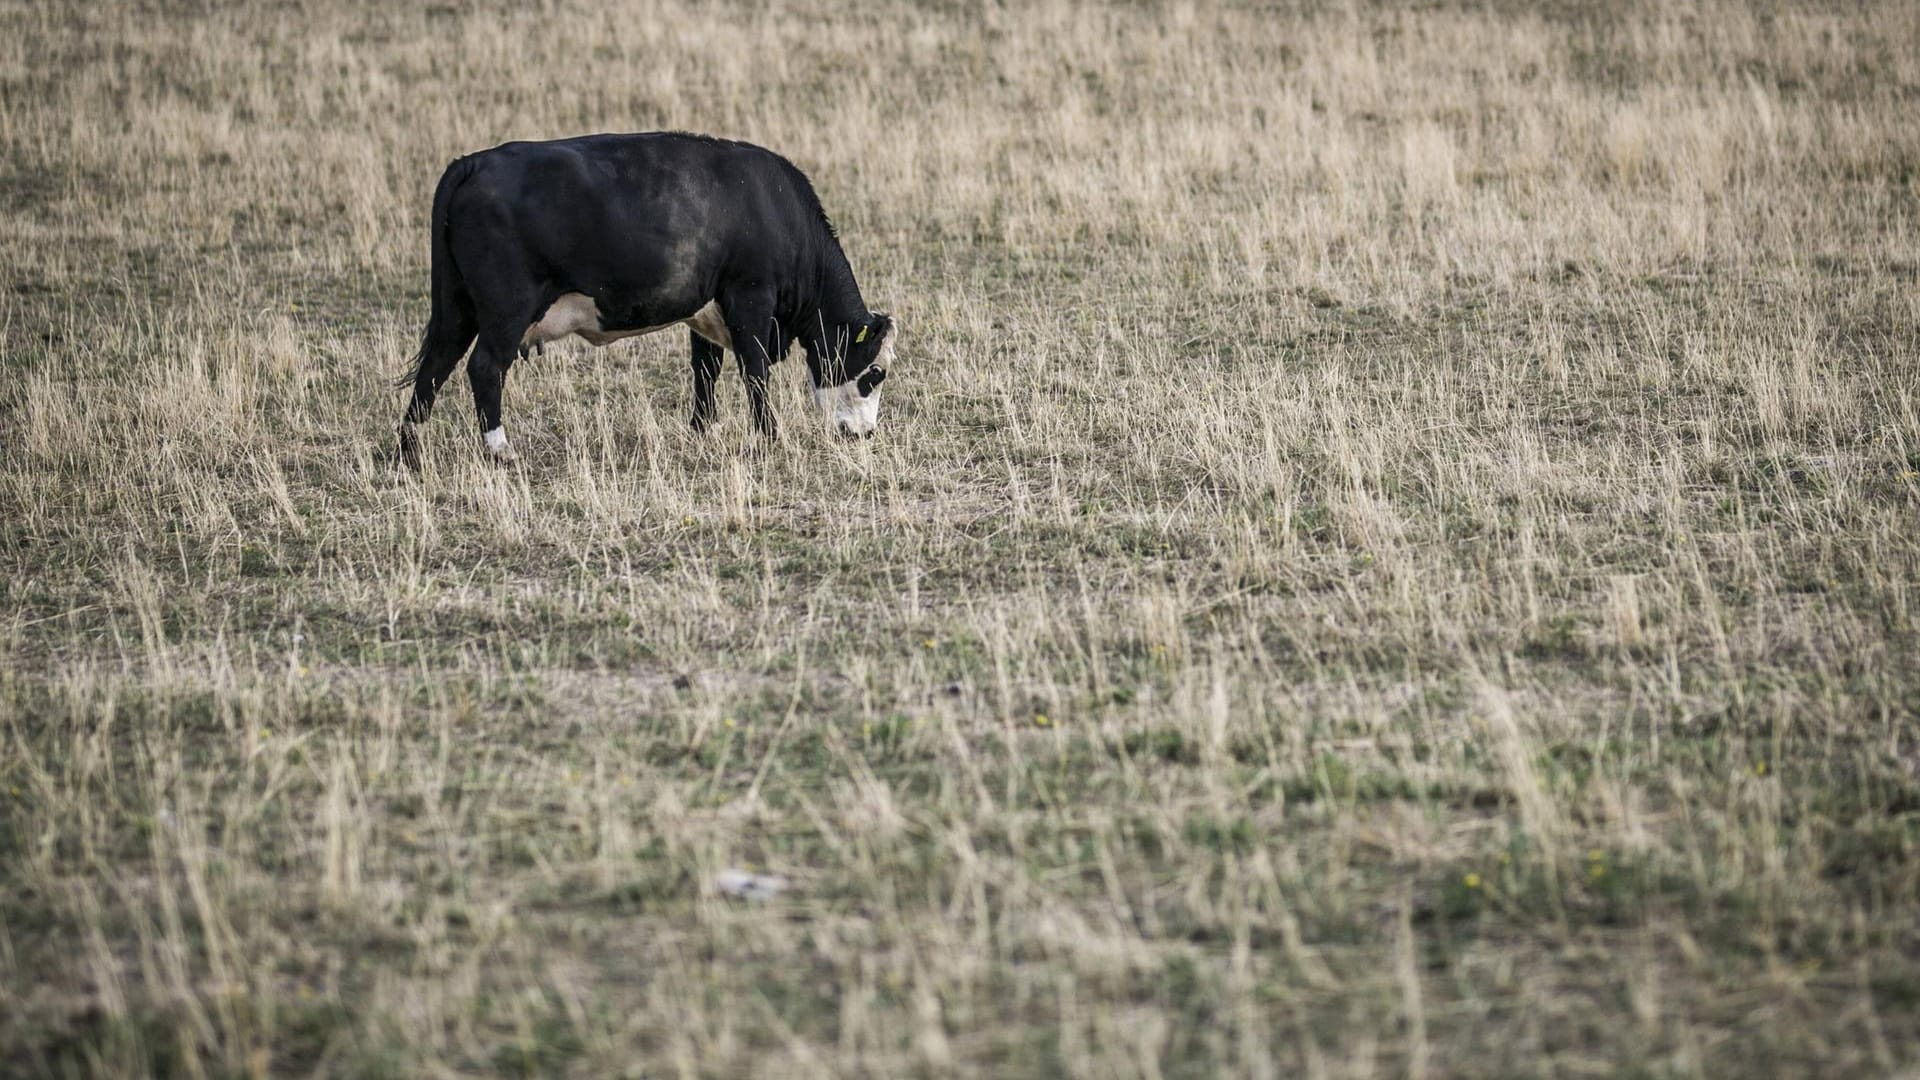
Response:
[[854, 326, 869, 344]]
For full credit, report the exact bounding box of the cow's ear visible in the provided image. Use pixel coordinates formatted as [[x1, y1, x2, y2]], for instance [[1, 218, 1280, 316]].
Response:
[[867, 312, 893, 343], [857, 366, 887, 396]]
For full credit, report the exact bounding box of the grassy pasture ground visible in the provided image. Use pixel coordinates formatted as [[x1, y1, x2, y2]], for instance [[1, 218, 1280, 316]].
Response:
[[4, 0, 1920, 1074]]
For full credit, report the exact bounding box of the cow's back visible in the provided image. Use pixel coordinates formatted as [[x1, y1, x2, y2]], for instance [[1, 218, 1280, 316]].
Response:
[[447, 134, 825, 326]]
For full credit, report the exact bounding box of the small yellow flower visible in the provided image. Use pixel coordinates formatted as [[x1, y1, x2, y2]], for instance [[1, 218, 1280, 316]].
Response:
[[1499, 852, 1512, 865], [1754, 761, 1768, 776], [260, 729, 272, 740], [723, 717, 736, 729], [1590, 863, 1607, 880], [922, 639, 936, 649], [1675, 534, 1688, 544], [1034, 714, 1051, 727], [1588, 849, 1604, 862], [681, 516, 695, 526], [862, 722, 873, 739], [289, 303, 300, 312], [1463, 872, 1481, 889]]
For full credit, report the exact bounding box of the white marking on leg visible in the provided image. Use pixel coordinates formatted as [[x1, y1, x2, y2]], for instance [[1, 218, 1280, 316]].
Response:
[[483, 427, 509, 456]]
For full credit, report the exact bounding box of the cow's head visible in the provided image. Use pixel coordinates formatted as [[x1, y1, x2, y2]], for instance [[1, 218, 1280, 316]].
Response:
[[813, 312, 892, 439]]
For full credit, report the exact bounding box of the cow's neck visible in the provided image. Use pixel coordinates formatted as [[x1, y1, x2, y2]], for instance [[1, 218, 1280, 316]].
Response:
[[817, 240, 866, 328], [803, 241, 868, 367]]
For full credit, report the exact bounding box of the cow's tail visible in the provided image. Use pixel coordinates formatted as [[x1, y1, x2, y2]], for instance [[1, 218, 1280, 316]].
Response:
[[396, 154, 482, 389]]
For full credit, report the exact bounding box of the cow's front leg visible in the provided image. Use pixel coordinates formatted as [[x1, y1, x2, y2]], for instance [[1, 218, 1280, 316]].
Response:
[[721, 288, 781, 439], [468, 335, 516, 463], [739, 353, 776, 440], [690, 331, 723, 432]]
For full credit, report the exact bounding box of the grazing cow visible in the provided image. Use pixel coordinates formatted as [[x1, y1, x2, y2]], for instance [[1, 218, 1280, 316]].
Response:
[[396, 132, 893, 467]]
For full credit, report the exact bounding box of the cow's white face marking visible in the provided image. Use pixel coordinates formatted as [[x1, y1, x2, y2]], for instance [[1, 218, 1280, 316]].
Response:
[[815, 320, 895, 437], [813, 378, 881, 437], [483, 426, 510, 457]]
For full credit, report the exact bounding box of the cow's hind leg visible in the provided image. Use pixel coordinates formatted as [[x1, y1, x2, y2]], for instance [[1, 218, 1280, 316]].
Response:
[[467, 328, 519, 463], [690, 331, 723, 432], [397, 301, 477, 469], [443, 197, 541, 465]]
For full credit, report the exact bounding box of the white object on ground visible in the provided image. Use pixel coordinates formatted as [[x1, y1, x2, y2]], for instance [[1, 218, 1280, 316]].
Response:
[[714, 869, 790, 901]]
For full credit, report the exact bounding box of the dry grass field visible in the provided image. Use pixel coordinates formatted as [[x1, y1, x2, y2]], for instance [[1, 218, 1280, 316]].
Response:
[[4, 0, 1919, 1075]]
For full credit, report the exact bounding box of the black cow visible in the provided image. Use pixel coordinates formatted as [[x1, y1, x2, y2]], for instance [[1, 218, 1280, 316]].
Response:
[[396, 132, 893, 467]]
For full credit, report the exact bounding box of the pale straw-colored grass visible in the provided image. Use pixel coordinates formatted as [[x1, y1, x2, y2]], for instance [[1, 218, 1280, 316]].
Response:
[[3, 0, 1918, 1075]]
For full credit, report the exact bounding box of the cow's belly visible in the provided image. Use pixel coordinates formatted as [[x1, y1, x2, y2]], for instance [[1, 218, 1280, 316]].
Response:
[[522, 293, 731, 351]]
